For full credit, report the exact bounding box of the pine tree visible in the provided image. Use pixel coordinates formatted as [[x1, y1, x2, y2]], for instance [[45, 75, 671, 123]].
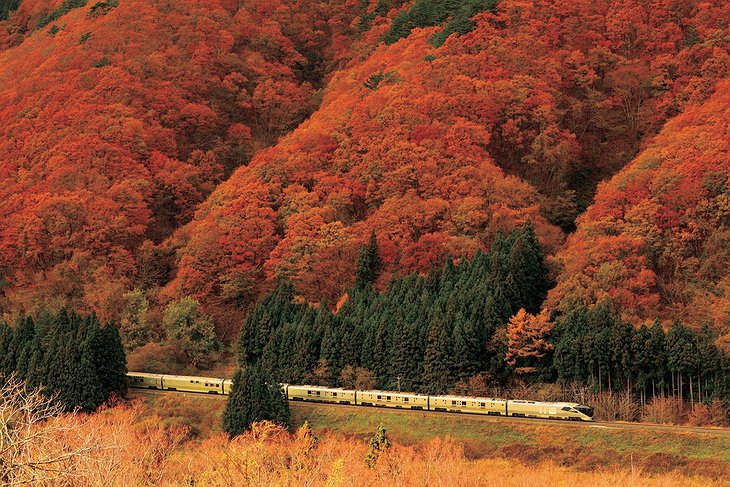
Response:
[[505, 221, 551, 314], [74, 329, 106, 412], [647, 320, 667, 397], [0, 322, 14, 378], [356, 231, 381, 288], [222, 365, 291, 438], [666, 321, 697, 401], [452, 313, 480, 382], [94, 323, 128, 397], [696, 324, 720, 401], [421, 313, 454, 393]]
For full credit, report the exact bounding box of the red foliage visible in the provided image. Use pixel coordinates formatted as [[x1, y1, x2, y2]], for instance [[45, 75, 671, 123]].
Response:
[[0, 0, 380, 318], [549, 80, 730, 333]]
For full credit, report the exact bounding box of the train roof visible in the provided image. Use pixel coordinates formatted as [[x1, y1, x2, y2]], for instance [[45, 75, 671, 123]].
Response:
[[358, 390, 429, 396], [128, 372, 226, 382], [161, 374, 226, 382], [287, 384, 357, 392], [431, 394, 506, 402], [508, 400, 581, 407]]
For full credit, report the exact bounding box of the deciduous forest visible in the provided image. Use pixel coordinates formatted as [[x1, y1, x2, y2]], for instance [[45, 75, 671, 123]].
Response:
[[0, 0, 728, 447]]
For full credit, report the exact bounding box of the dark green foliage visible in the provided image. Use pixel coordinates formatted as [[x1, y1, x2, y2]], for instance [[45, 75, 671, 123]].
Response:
[[551, 305, 726, 402], [0, 0, 21, 21], [37, 0, 87, 29], [79, 32, 92, 44], [237, 221, 727, 403], [356, 231, 381, 286], [222, 365, 291, 438], [358, 0, 392, 32], [91, 57, 111, 68], [363, 71, 398, 91], [88, 0, 117, 17], [0, 309, 127, 412], [239, 223, 549, 394], [383, 0, 497, 46], [365, 423, 390, 468]]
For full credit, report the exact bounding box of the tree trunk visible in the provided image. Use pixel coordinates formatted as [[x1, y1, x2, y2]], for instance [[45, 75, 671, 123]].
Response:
[[689, 374, 694, 407]]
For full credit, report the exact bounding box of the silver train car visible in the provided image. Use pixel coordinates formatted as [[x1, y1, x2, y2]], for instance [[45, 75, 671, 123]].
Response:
[[127, 372, 595, 422]]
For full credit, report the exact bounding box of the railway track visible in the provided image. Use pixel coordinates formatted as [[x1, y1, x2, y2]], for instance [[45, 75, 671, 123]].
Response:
[[128, 388, 730, 436]]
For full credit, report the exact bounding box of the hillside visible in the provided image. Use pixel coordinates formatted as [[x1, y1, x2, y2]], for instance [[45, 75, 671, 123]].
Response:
[[167, 0, 730, 323], [549, 81, 730, 339], [0, 0, 727, 339], [0, 0, 389, 319]]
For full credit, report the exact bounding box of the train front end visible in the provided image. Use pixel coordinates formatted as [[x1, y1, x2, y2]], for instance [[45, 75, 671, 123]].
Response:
[[573, 404, 595, 421]]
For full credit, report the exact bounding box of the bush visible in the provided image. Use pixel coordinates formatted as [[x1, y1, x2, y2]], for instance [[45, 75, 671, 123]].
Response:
[[641, 396, 684, 424], [686, 399, 729, 427], [588, 391, 640, 422]]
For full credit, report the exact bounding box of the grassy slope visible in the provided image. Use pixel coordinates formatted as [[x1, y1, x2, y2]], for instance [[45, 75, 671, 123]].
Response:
[[131, 391, 729, 479]]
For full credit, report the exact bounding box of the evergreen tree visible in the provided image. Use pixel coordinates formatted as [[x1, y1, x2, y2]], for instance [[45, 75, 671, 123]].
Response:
[[0, 322, 14, 378], [355, 231, 381, 288], [666, 321, 698, 400], [93, 322, 128, 397], [505, 222, 551, 314], [452, 313, 480, 381], [647, 320, 667, 397], [421, 313, 454, 393], [695, 323, 721, 401], [222, 365, 291, 438]]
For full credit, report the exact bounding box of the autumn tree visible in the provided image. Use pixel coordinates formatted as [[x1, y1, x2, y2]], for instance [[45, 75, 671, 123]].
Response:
[[505, 308, 554, 376]]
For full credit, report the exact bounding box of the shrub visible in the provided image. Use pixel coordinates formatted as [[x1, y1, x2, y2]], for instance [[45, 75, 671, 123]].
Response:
[[641, 396, 684, 424], [686, 399, 729, 427]]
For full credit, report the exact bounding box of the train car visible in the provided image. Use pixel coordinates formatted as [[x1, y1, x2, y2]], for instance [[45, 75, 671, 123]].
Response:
[[222, 379, 234, 395], [160, 374, 225, 394], [287, 385, 356, 404], [128, 372, 164, 389], [429, 395, 507, 415], [357, 390, 429, 409], [507, 400, 594, 421]]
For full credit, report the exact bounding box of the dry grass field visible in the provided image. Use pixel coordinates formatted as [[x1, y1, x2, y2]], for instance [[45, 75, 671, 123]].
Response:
[[132, 390, 730, 483]]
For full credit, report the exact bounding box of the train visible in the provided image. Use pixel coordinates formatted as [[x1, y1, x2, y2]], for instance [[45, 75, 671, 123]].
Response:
[[127, 372, 595, 422]]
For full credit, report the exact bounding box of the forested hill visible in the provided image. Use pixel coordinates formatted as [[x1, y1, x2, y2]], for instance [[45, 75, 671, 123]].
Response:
[[549, 81, 730, 346], [0, 0, 728, 344], [166, 0, 730, 332]]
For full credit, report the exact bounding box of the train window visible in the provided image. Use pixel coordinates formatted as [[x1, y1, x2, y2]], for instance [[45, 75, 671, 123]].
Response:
[[480, 402, 485, 407], [561, 407, 572, 412], [316, 391, 321, 396], [308, 390, 313, 395], [387, 396, 391, 400], [451, 400, 456, 406], [377, 395, 382, 400], [404, 397, 409, 402], [333, 392, 337, 397], [462, 401, 467, 406]]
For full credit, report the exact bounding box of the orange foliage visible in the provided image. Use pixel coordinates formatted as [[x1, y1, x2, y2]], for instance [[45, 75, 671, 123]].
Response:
[[0, 0, 728, 328], [0, 0, 381, 319], [549, 81, 730, 333], [28, 409, 726, 486], [168, 0, 730, 316], [505, 308, 554, 373]]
